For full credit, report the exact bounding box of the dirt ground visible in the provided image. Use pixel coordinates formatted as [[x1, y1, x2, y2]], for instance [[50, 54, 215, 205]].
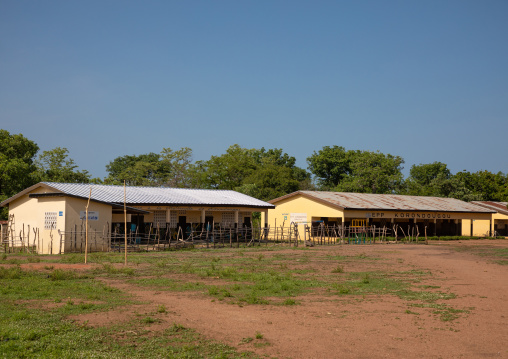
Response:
[[57, 241, 508, 358]]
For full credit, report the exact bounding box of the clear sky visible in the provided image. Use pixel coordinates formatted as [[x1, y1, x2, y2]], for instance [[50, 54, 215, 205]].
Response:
[[1, 1, 507, 179]]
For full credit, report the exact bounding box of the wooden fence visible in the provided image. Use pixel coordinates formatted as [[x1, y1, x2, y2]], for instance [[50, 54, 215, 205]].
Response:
[[1, 221, 432, 254]]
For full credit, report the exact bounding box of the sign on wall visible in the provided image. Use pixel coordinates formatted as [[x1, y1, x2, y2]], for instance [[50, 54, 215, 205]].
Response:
[[290, 213, 307, 224], [79, 211, 99, 221]]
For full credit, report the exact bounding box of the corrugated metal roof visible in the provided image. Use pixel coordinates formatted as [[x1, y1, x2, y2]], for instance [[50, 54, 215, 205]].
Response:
[[472, 201, 508, 216], [37, 182, 274, 208], [270, 191, 494, 213]]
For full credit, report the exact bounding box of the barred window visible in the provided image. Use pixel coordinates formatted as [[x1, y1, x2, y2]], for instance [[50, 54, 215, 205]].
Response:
[[169, 212, 177, 228], [44, 212, 57, 230], [153, 210, 166, 229], [222, 212, 234, 227]]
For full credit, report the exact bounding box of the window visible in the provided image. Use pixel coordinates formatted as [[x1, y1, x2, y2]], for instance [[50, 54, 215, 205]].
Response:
[[44, 212, 57, 230], [153, 210, 166, 229], [169, 212, 177, 228], [222, 212, 234, 227]]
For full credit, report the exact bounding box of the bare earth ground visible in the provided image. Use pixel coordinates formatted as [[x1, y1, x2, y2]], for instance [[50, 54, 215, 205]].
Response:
[[37, 241, 508, 358]]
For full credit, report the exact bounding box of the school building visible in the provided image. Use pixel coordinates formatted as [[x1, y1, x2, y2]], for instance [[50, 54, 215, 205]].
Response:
[[0, 182, 274, 254], [262, 191, 497, 237]]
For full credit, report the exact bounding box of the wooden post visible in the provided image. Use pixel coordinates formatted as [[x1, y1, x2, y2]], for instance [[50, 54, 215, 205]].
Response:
[[85, 187, 92, 264], [34, 228, 39, 254], [21, 224, 25, 253], [124, 181, 127, 266]]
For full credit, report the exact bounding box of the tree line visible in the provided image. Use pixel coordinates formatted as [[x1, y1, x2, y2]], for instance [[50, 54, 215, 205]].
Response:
[[1, 130, 507, 219]]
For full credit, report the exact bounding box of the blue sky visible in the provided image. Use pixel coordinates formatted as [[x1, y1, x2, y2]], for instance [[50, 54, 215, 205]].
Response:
[[1, 1, 507, 179]]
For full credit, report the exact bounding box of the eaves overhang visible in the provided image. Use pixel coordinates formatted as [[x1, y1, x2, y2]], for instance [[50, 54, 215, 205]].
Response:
[[117, 202, 275, 209], [28, 193, 150, 214]]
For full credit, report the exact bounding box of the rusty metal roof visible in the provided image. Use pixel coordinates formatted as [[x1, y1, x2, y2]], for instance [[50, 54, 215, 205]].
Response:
[[270, 191, 494, 213], [471, 201, 508, 216]]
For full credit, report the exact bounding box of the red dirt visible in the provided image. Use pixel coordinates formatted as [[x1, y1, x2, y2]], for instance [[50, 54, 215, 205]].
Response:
[[59, 241, 508, 358]]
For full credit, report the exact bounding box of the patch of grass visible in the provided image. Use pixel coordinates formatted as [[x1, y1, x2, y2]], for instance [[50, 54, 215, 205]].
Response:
[[453, 245, 508, 264], [49, 269, 77, 281], [142, 316, 158, 324], [5, 258, 21, 265], [282, 298, 297, 306], [331, 265, 344, 273], [94, 263, 135, 277], [166, 322, 187, 334], [405, 309, 420, 315], [27, 256, 41, 263], [133, 277, 206, 292], [331, 283, 351, 294], [240, 337, 254, 344], [0, 263, 260, 358], [409, 303, 472, 322], [0, 266, 24, 279]]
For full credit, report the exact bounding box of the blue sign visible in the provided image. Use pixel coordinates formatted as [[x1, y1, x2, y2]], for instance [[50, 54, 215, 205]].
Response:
[[59, 211, 63, 216]]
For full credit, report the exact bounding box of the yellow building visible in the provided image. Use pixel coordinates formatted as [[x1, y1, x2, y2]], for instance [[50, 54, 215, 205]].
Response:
[[262, 191, 495, 238], [1, 182, 274, 254], [469, 201, 508, 237]]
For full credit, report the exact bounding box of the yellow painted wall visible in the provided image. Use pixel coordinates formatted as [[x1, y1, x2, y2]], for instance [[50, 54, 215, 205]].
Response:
[[9, 195, 67, 254], [7, 187, 115, 254], [9, 194, 42, 233], [267, 194, 496, 238], [462, 219, 492, 237], [112, 213, 132, 223], [262, 195, 343, 232], [64, 197, 112, 253]]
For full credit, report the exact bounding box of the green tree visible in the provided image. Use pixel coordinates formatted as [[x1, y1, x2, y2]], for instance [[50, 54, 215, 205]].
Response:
[[189, 145, 258, 190], [337, 151, 404, 194], [404, 162, 453, 197], [0, 130, 40, 219], [238, 158, 301, 201], [450, 170, 508, 202], [104, 152, 164, 186], [36, 147, 91, 183], [252, 147, 311, 191], [188, 145, 310, 200], [307, 146, 352, 190], [160, 147, 193, 188], [307, 146, 404, 193]]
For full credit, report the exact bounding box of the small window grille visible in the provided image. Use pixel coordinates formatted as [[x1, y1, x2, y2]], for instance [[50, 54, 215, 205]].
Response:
[[222, 212, 234, 227], [169, 212, 177, 228], [178, 210, 187, 215], [44, 212, 57, 230], [153, 210, 166, 228]]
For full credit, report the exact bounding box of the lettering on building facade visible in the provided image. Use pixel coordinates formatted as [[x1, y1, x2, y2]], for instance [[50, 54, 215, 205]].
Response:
[[368, 212, 452, 219]]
